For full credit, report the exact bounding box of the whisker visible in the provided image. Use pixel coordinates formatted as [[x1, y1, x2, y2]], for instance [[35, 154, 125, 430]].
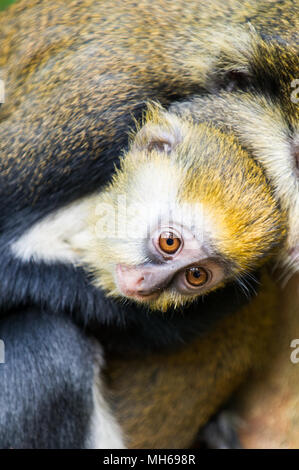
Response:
[[235, 272, 259, 299], [235, 277, 251, 300]]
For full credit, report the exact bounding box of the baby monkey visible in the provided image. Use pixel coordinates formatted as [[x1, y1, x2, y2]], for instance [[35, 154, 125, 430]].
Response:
[[70, 104, 285, 312]]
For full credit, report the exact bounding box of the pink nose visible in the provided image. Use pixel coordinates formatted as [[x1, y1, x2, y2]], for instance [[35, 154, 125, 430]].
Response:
[[116, 264, 172, 299], [116, 265, 146, 297]]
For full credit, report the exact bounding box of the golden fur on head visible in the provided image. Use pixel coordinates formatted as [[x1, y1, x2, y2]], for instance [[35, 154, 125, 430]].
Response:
[[80, 104, 286, 311]]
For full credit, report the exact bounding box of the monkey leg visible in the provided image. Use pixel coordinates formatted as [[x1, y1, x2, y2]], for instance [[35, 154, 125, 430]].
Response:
[[0, 308, 124, 449]]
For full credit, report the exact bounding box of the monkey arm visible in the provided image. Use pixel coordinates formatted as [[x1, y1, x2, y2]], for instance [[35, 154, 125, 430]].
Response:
[[0, 74, 146, 227], [0, 308, 124, 449], [1, 0, 296, 231]]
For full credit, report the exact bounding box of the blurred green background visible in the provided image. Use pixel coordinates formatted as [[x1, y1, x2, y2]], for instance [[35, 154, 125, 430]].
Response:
[[0, 0, 16, 10]]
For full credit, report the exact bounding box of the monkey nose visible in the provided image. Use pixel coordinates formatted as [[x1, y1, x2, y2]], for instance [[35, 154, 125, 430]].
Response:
[[116, 264, 172, 300]]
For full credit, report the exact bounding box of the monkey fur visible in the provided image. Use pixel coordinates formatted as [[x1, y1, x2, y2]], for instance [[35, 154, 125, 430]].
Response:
[[0, 0, 297, 448]]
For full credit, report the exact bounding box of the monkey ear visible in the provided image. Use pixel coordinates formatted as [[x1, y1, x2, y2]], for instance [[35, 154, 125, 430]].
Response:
[[132, 114, 183, 155], [147, 137, 173, 154]]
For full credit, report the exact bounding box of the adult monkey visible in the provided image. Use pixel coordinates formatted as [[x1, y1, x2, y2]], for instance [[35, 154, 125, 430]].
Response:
[[0, 0, 297, 448]]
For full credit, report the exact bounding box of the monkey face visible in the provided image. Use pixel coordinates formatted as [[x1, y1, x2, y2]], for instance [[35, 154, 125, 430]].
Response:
[[76, 106, 285, 311], [115, 223, 225, 304]]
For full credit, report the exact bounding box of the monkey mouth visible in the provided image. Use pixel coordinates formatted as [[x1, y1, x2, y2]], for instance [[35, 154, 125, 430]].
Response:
[[125, 291, 161, 302], [118, 285, 162, 302]]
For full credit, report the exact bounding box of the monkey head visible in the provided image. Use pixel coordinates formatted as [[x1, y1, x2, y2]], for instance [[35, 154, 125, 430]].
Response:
[[74, 106, 285, 311]]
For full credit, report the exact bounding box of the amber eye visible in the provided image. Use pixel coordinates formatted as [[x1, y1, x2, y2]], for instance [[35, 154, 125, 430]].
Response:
[[185, 267, 209, 287], [158, 231, 181, 254]]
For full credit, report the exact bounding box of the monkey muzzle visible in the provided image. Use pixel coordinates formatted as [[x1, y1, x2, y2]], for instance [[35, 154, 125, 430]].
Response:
[[116, 263, 173, 301]]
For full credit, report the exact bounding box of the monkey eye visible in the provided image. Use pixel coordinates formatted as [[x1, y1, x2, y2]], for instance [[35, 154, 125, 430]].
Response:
[[158, 231, 181, 254], [185, 266, 209, 287]]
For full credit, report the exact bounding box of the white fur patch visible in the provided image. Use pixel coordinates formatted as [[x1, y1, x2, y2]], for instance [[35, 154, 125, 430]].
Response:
[[12, 204, 127, 448], [87, 376, 126, 449], [10, 198, 92, 264], [86, 345, 126, 449], [133, 160, 222, 246]]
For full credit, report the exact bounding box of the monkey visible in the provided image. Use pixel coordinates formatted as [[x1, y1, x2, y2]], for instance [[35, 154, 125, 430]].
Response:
[[90, 35, 298, 446], [0, 0, 297, 448], [61, 103, 286, 449], [0, 101, 288, 449], [0, 0, 296, 323], [0, 101, 287, 449], [98, 94, 298, 447]]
